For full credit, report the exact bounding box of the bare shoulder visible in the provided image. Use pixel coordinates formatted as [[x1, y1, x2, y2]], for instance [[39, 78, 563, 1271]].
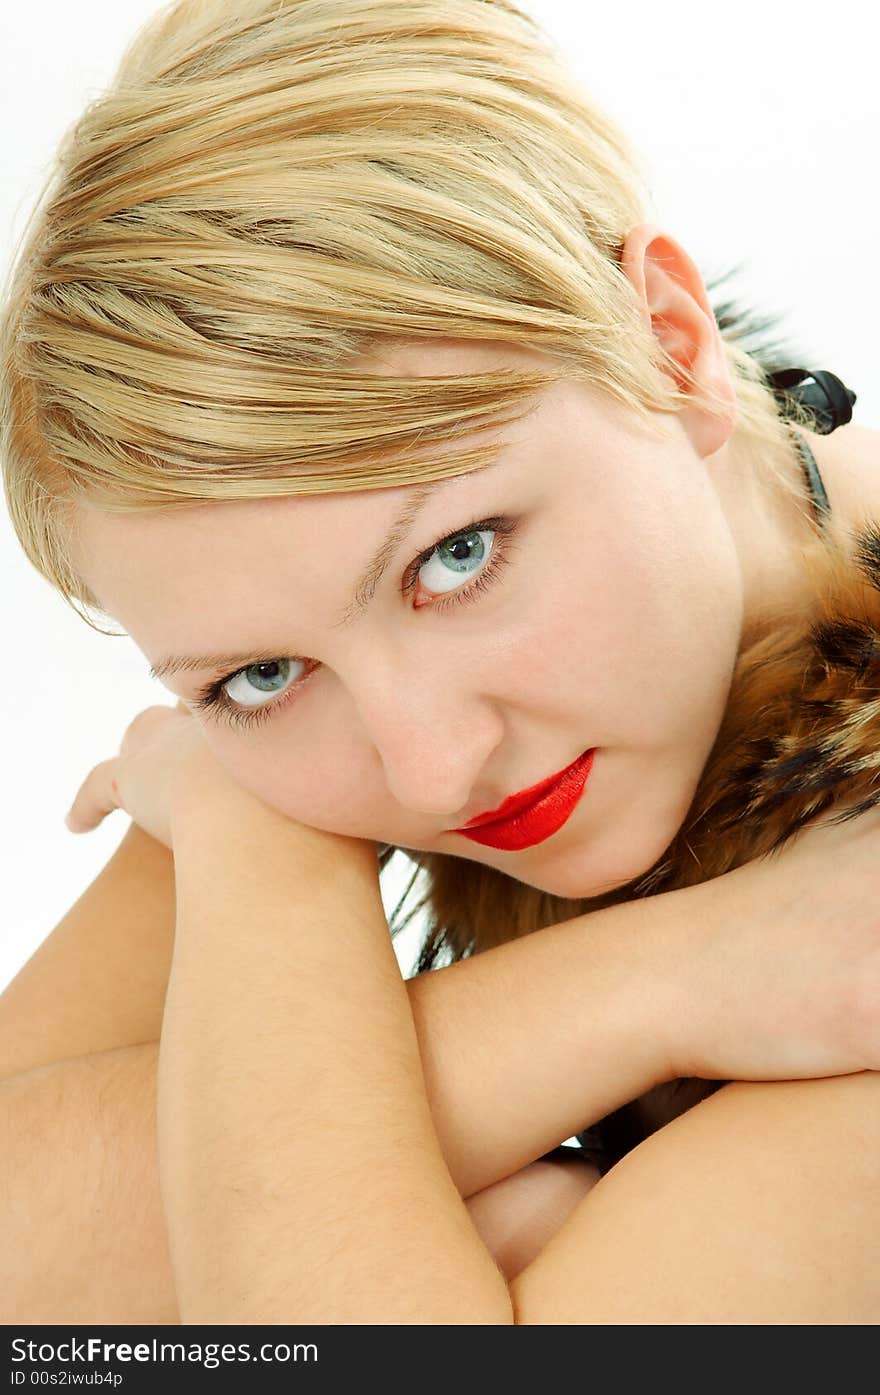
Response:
[[612, 1071, 880, 1216], [692, 1070, 880, 1159], [510, 1074, 880, 1322]]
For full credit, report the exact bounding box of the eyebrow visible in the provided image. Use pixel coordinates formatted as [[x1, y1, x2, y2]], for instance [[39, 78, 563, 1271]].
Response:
[[147, 478, 441, 682]]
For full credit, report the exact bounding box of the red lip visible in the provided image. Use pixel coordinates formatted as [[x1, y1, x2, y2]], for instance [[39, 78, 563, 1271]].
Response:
[[452, 749, 596, 851]]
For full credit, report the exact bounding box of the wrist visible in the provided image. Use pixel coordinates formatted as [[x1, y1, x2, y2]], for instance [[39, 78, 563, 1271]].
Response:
[[169, 764, 380, 904], [594, 888, 690, 1089], [639, 876, 734, 1082], [168, 743, 253, 830]]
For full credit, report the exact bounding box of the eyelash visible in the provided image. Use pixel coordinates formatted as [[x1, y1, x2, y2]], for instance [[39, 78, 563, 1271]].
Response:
[[189, 514, 519, 733]]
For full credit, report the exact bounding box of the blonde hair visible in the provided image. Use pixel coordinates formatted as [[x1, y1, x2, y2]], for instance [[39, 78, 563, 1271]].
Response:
[[0, 0, 825, 965]]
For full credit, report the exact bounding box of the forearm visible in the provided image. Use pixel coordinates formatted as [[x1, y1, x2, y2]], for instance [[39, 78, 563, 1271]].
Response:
[[160, 788, 512, 1324], [409, 894, 676, 1197], [1, 810, 676, 1199], [0, 822, 175, 1081]]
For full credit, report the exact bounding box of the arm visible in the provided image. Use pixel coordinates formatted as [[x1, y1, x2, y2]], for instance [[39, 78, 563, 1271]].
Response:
[[407, 907, 667, 1196], [0, 821, 175, 1080], [0, 818, 673, 1194], [5, 1032, 876, 1322], [510, 1070, 880, 1323], [159, 775, 880, 1325], [160, 779, 513, 1324]]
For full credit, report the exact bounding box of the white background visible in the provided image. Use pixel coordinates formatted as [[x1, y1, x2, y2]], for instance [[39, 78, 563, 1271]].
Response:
[[1, 0, 877, 993]]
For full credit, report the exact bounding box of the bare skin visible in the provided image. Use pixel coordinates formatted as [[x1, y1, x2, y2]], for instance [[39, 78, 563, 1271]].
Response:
[[0, 1043, 599, 1322], [3, 209, 875, 1316], [3, 1041, 877, 1322], [2, 400, 876, 1321]]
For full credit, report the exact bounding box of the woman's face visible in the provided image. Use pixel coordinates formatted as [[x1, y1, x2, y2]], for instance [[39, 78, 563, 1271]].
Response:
[[72, 337, 749, 899]]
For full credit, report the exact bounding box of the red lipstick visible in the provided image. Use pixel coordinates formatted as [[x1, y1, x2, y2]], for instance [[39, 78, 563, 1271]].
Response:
[[452, 749, 596, 851]]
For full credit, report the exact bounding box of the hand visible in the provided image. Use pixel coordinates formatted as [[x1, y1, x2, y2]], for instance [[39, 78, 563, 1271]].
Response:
[[64, 701, 244, 851], [64, 701, 381, 886], [657, 802, 880, 1083]]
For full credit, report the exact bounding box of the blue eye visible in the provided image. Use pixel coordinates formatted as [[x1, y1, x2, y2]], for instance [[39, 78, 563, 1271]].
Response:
[[415, 527, 492, 598], [191, 514, 519, 733], [223, 658, 306, 709]]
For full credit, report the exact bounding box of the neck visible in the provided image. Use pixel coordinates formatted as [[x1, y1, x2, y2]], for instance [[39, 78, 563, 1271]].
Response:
[[709, 423, 833, 647]]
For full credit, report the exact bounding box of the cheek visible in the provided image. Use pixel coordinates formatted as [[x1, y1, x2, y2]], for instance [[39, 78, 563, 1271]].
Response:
[[507, 530, 652, 685], [516, 508, 741, 745]]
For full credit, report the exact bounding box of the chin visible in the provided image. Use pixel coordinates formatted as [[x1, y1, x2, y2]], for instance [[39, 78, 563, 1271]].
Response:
[[516, 865, 636, 901], [519, 825, 673, 901]]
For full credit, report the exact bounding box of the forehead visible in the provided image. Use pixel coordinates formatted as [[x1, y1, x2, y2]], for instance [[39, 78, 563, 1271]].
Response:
[[68, 336, 561, 639]]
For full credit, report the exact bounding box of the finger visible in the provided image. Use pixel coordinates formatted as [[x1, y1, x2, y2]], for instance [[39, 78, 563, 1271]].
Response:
[[64, 758, 123, 833]]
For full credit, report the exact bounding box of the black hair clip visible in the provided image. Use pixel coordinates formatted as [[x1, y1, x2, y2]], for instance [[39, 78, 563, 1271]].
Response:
[[767, 367, 857, 434]]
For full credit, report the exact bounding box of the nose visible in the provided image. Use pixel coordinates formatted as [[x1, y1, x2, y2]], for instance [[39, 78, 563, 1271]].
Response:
[[349, 657, 505, 820]]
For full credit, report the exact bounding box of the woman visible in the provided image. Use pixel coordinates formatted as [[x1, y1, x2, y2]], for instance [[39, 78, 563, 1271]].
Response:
[[1, 0, 879, 1322]]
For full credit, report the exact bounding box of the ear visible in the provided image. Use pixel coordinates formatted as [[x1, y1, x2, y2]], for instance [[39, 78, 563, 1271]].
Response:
[[620, 223, 737, 458]]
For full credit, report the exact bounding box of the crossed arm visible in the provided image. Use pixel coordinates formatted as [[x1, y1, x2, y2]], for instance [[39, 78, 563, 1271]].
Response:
[[0, 819, 667, 1200], [3, 813, 879, 1322]]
